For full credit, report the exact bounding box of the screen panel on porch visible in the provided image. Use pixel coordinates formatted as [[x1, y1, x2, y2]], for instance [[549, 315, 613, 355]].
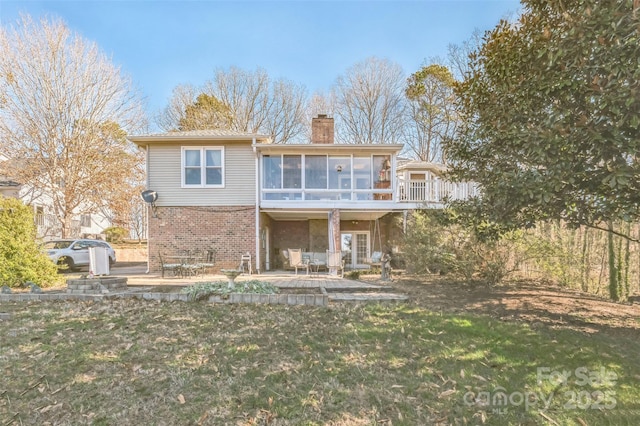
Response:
[[305, 155, 327, 189], [262, 154, 392, 202], [283, 155, 301, 189], [328, 156, 351, 200], [353, 156, 372, 200]]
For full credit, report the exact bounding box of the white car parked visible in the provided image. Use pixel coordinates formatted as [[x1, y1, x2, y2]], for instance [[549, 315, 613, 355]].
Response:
[[44, 239, 116, 271]]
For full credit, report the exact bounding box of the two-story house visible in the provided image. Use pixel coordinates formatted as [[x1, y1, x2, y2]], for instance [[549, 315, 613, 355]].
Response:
[[1, 155, 112, 239], [129, 115, 477, 274]]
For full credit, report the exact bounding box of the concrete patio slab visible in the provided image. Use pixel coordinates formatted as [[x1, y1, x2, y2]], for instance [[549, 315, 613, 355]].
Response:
[[0, 263, 408, 304]]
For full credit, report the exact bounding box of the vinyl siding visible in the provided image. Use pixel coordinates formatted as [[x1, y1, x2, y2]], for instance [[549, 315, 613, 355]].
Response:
[[148, 142, 256, 206]]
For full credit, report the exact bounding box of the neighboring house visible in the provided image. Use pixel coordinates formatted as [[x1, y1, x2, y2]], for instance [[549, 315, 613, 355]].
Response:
[[129, 115, 478, 274], [27, 192, 111, 240], [0, 156, 22, 199], [0, 179, 21, 199], [0, 155, 111, 240]]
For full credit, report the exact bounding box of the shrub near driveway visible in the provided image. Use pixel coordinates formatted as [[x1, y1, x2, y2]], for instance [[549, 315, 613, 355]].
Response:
[[0, 298, 638, 425], [0, 196, 61, 288]]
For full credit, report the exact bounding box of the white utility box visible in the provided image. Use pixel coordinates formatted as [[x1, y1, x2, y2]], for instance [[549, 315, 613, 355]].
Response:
[[89, 246, 110, 276]]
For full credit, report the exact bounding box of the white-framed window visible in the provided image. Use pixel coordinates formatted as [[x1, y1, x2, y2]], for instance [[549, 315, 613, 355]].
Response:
[[80, 214, 92, 227], [182, 147, 224, 188]]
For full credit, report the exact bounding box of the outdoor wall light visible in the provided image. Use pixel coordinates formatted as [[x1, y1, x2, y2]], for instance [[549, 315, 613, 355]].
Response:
[[335, 164, 343, 172]]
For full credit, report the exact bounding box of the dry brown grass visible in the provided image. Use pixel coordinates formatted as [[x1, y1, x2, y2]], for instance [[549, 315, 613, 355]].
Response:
[[1, 278, 639, 425]]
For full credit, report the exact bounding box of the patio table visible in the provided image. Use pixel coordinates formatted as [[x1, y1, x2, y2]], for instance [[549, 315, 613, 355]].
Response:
[[166, 255, 203, 278], [309, 261, 323, 276]]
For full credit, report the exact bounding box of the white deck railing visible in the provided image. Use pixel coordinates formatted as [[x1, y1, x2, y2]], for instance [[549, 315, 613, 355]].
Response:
[[397, 179, 479, 203]]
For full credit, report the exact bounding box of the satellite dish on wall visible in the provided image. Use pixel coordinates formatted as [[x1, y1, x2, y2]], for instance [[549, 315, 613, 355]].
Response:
[[141, 190, 158, 218], [141, 190, 158, 204]]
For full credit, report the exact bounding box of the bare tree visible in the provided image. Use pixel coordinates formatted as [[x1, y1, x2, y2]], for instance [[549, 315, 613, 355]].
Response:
[[404, 64, 458, 163], [0, 15, 146, 237], [446, 28, 484, 81], [154, 84, 199, 131], [155, 85, 231, 132], [400, 30, 482, 162], [206, 66, 272, 134], [261, 78, 307, 144], [98, 149, 146, 236], [333, 57, 407, 144], [158, 67, 308, 143], [207, 67, 309, 143]]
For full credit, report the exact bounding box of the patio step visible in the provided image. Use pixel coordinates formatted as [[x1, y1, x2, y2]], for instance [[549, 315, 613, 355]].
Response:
[[328, 292, 409, 302], [324, 285, 394, 292]]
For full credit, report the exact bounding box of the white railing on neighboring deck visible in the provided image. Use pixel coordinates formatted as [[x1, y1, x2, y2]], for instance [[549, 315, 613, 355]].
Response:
[[397, 179, 479, 204]]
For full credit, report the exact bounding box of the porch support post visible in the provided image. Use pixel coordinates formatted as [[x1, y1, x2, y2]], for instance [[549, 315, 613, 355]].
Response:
[[329, 208, 341, 275], [253, 140, 261, 274]]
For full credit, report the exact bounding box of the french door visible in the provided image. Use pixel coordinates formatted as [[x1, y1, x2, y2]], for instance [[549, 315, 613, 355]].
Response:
[[341, 232, 370, 269]]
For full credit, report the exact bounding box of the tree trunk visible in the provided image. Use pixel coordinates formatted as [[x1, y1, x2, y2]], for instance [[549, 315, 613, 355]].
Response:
[[608, 221, 619, 301]]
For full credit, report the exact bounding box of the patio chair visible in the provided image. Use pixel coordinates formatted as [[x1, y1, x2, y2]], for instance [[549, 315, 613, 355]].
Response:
[[158, 252, 182, 278], [282, 249, 290, 270], [197, 248, 216, 275], [288, 248, 309, 275], [326, 250, 345, 278], [239, 252, 252, 275]]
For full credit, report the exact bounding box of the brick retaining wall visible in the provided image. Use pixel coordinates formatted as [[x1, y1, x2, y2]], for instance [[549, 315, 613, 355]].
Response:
[[67, 277, 128, 294], [0, 291, 327, 306]]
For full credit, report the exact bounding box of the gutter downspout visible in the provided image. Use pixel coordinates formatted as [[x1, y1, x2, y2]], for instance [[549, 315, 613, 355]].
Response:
[[145, 144, 150, 274], [253, 139, 261, 274]]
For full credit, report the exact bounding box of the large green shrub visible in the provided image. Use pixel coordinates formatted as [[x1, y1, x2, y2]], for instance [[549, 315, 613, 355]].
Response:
[[0, 196, 62, 288], [103, 226, 128, 243], [402, 210, 533, 285], [402, 210, 449, 275]]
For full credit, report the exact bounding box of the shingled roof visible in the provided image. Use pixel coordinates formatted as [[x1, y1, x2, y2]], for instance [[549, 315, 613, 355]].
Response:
[[128, 129, 272, 145]]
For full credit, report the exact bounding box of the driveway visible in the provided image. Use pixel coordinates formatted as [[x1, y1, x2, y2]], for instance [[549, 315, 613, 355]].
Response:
[[110, 261, 148, 276]]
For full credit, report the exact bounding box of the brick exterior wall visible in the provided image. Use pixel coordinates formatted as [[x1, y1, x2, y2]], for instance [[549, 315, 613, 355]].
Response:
[[380, 212, 403, 252], [272, 221, 308, 269], [147, 207, 403, 274], [149, 206, 256, 273], [308, 219, 329, 252]]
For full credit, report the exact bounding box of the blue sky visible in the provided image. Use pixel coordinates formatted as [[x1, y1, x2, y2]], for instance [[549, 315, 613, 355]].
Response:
[[1, 0, 522, 120]]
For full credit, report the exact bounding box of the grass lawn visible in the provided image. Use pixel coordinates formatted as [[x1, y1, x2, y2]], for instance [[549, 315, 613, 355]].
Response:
[[1, 286, 639, 425]]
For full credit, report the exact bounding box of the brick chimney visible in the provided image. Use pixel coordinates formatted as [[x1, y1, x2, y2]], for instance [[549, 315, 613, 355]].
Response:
[[311, 114, 334, 144]]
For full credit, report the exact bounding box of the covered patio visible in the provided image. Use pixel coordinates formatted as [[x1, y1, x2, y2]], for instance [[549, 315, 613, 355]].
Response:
[[259, 209, 403, 273]]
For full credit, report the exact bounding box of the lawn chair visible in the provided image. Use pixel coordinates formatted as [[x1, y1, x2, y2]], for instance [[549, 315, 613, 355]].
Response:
[[158, 252, 182, 278], [239, 252, 252, 275], [288, 248, 309, 275], [327, 250, 345, 278]]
